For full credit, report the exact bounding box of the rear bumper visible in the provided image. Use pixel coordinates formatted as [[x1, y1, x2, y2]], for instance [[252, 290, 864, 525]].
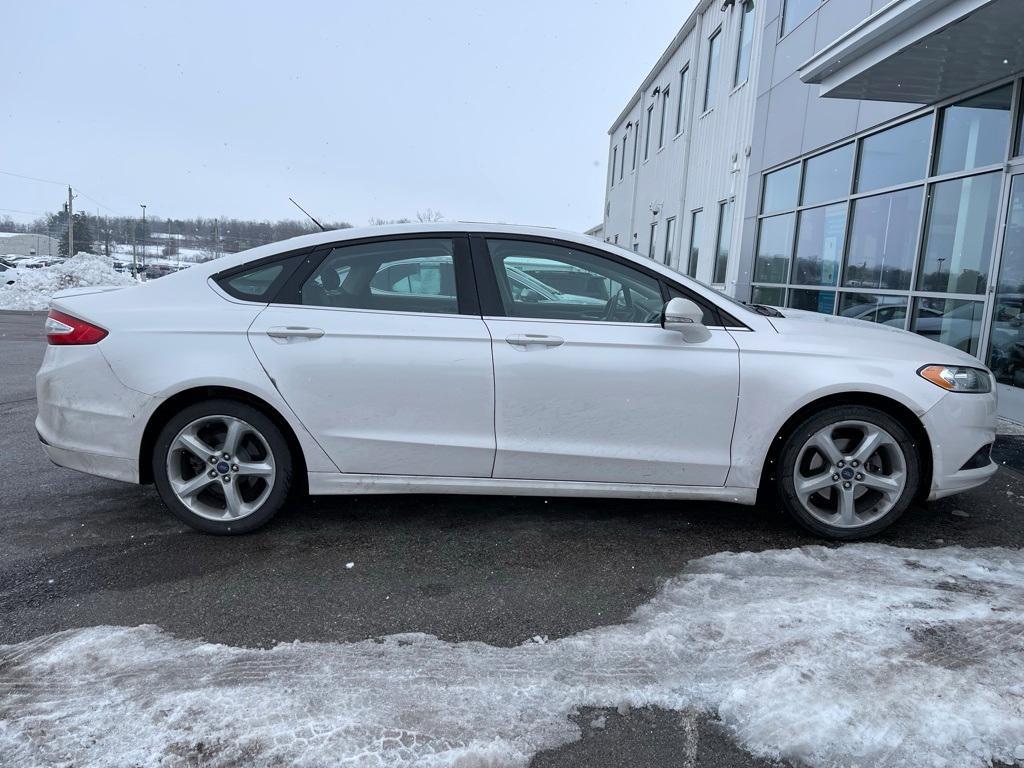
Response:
[[35, 344, 157, 485], [921, 390, 998, 500]]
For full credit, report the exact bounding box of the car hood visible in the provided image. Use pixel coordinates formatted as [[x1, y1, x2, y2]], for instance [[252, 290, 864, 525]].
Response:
[[764, 307, 984, 369]]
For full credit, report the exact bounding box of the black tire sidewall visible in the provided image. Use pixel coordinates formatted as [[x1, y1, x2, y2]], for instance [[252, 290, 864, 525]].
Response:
[[152, 399, 293, 534], [776, 405, 921, 540]]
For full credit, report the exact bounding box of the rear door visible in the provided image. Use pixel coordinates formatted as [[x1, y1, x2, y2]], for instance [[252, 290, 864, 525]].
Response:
[[473, 235, 740, 486], [247, 235, 495, 477]]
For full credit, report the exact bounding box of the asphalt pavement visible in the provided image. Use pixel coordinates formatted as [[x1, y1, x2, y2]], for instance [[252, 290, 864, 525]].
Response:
[[2, 309, 1023, 767]]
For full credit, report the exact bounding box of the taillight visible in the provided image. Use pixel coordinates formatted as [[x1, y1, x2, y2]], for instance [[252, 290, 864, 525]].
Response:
[[45, 310, 108, 345]]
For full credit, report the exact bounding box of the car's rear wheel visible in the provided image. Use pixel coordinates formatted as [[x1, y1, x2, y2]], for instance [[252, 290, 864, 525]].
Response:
[[152, 399, 293, 534], [776, 405, 921, 540]]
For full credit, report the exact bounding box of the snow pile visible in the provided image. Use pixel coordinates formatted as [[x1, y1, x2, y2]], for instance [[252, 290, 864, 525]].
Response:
[[0, 253, 136, 311], [1, 545, 1023, 767]]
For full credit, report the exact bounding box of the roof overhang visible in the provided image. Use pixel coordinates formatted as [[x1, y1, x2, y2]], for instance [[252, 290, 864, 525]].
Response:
[[799, 0, 1024, 104]]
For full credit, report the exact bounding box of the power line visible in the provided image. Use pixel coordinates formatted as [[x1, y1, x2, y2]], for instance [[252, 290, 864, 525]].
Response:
[[0, 169, 67, 187]]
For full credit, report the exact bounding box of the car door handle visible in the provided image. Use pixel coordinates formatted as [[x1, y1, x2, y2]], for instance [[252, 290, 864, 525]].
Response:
[[266, 326, 325, 340], [506, 334, 564, 349]]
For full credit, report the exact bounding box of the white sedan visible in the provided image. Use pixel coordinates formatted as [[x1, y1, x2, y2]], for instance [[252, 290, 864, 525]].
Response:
[[36, 223, 997, 538]]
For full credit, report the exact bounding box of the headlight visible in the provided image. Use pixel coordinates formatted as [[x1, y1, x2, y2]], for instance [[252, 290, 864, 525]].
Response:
[[917, 365, 992, 393]]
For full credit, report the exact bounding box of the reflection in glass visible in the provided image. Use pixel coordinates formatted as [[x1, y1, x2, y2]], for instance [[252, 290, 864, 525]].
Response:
[[762, 164, 800, 214], [843, 187, 924, 290], [802, 144, 854, 206], [788, 289, 835, 315], [918, 172, 1000, 294], [839, 293, 908, 328], [936, 85, 1012, 175], [751, 285, 785, 306], [687, 209, 702, 278], [714, 200, 733, 284], [753, 213, 794, 283], [988, 175, 1024, 386], [911, 298, 984, 356], [793, 204, 846, 286], [856, 116, 932, 193]]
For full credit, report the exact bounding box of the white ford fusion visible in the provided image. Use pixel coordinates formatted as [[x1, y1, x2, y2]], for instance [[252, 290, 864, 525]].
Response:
[[36, 223, 997, 538]]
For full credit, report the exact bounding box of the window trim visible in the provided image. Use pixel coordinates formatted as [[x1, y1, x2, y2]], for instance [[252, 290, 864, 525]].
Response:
[[268, 233, 480, 316]]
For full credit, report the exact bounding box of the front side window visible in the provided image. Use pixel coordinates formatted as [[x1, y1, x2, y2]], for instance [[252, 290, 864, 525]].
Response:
[[734, 1, 755, 87], [675, 66, 689, 134], [713, 200, 733, 284], [704, 29, 721, 112], [486, 239, 664, 324], [300, 238, 458, 314]]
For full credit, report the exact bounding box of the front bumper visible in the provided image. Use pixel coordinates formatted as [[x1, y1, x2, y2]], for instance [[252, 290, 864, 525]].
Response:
[[921, 389, 998, 500], [35, 345, 157, 484]]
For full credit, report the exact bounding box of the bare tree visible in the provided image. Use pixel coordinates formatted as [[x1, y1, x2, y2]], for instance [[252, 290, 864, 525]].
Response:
[[416, 209, 445, 223]]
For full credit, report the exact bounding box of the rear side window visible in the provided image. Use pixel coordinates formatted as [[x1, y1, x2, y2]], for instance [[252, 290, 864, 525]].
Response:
[[220, 263, 284, 299]]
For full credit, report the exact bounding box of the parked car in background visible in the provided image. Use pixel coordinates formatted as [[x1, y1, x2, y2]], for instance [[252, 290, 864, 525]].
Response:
[[36, 223, 997, 539]]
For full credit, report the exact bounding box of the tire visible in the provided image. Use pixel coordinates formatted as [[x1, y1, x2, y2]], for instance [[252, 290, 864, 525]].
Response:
[[775, 405, 921, 540], [152, 399, 294, 534]]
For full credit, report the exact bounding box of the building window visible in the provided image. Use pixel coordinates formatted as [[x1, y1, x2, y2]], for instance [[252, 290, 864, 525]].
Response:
[[734, 1, 755, 88], [714, 200, 733, 284], [614, 234, 619, 244], [793, 203, 847, 287], [675, 66, 689, 135], [644, 104, 654, 160], [664, 217, 676, 266], [856, 115, 933, 193], [802, 143, 854, 206], [789, 289, 836, 315], [703, 29, 721, 112], [610, 146, 617, 188], [762, 163, 800, 214], [844, 187, 924, 291], [781, 0, 822, 37], [917, 172, 1002, 294], [687, 209, 703, 278], [649, 222, 658, 259], [911, 298, 985, 356], [659, 86, 670, 148], [935, 84, 1013, 175], [620, 133, 628, 180], [753, 213, 795, 284], [1018, 83, 1024, 156], [751, 286, 786, 306], [633, 121, 640, 169]]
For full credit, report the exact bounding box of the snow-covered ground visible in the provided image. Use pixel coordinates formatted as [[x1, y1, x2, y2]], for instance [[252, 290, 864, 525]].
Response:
[[1, 544, 1022, 767], [0, 254, 137, 311]]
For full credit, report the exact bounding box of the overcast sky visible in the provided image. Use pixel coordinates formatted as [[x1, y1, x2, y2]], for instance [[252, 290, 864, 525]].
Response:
[[3, 1, 697, 232]]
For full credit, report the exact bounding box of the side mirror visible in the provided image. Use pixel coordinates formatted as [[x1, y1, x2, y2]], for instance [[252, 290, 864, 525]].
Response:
[[662, 297, 711, 343]]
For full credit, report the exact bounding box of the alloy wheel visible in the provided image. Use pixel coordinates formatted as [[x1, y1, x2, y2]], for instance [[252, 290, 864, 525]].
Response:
[[166, 415, 276, 521], [792, 420, 907, 529]]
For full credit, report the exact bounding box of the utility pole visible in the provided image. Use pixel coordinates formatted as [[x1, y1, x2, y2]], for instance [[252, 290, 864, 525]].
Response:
[[139, 204, 147, 270], [67, 186, 74, 257]]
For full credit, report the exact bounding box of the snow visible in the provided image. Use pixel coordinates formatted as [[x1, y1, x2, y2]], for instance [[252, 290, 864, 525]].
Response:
[[0, 253, 137, 311], [1, 545, 1023, 767]]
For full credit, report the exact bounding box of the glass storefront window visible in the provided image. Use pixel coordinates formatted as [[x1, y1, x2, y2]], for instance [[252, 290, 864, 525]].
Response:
[[751, 285, 786, 306], [988, 175, 1024, 386], [793, 203, 847, 286], [753, 213, 795, 283], [918, 172, 1001, 295], [843, 187, 924, 290], [802, 144, 854, 206], [788, 289, 835, 315], [856, 116, 933, 193], [839, 293, 908, 327], [936, 85, 1013, 175], [911, 298, 984, 356], [762, 164, 800, 214]]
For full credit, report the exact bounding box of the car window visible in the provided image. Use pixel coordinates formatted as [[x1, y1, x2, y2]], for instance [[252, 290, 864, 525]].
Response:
[[301, 238, 458, 314], [219, 263, 285, 300], [486, 239, 664, 324]]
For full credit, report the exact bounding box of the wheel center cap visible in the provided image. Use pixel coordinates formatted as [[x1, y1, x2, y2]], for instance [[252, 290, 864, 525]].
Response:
[[216, 461, 231, 475], [840, 467, 855, 480]]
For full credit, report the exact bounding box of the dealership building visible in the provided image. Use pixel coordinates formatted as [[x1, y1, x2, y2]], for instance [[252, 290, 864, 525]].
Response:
[[601, 0, 1024, 419]]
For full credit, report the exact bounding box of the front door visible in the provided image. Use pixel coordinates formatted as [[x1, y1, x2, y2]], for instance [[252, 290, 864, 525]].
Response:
[[248, 236, 495, 477], [477, 237, 740, 486], [987, 172, 1024, 421]]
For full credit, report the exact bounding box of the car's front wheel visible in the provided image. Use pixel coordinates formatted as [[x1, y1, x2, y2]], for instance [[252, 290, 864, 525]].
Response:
[[775, 405, 921, 540], [152, 399, 293, 534]]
